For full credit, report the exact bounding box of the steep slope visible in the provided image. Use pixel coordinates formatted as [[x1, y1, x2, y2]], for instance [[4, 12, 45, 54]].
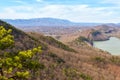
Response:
[[27, 32, 76, 52], [28, 32, 120, 80], [0, 20, 80, 80], [0, 20, 48, 51], [0, 20, 120, 80], [70, 36, 93, 47]]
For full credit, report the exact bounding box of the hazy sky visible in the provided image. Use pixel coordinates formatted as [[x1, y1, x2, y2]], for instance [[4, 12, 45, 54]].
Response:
[[0, 0, 120, 23]]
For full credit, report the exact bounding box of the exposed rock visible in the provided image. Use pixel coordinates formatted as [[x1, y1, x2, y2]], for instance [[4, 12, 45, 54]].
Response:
[[89, 30, 109, 41]]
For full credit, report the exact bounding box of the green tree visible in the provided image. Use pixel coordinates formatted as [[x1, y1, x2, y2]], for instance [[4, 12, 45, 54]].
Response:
[[0, 26, 43, 80]]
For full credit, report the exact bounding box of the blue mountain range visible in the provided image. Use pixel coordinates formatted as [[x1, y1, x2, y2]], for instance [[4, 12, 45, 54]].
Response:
[[3, 18, 102, 27]]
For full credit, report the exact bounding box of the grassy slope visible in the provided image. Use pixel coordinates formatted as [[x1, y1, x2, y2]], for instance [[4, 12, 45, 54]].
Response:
[[28, 32, 120, 80], [0, 20, 120, 80]]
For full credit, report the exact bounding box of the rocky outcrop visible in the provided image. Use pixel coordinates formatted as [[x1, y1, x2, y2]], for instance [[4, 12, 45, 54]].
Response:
[[88, 30, 109, 41]]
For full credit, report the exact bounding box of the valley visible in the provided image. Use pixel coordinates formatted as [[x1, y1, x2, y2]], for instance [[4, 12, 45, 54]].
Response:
[[3, 18, 120, 55], [1, 18, 120, 80], [1, 0, 120, 80]]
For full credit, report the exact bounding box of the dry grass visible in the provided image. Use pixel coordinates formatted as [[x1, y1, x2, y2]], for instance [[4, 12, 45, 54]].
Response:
[[1, 20, 120, 80]]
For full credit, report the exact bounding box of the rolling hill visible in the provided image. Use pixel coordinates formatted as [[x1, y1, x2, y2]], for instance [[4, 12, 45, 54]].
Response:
[[0, 20, 120, 80]]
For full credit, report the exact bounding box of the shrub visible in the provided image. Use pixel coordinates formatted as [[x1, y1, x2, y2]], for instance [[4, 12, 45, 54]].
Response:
[[40, 36, 76, 52], [80, 73, 93, 80], [110, 56, 120, 65], [63, 68, 77, 79], [93, 56, 105, 63], [91, 31, 101, 36], [48, 52, 65, 64], [0, 26, 44, 79], [77, 36, 89, 42]]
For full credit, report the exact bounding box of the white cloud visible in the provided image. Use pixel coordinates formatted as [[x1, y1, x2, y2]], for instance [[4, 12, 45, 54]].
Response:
[[0, 6, 34, 19], [36, 0, 43, 2], [13, 0, 26, 4], [34, 5, 117, 23], [101, 0, 120, 6], [0, 4, 120, 23]]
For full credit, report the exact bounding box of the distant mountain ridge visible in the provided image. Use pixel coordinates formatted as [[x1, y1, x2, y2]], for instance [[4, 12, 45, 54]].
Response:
[[3, 18, 102, 27]]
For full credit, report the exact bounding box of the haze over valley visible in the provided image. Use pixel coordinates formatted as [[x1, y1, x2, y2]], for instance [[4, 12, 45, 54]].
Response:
[[1, 0, 120, 80]]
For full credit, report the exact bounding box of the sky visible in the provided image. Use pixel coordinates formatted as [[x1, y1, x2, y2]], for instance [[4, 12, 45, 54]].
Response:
[[0, 0, 120, 23]]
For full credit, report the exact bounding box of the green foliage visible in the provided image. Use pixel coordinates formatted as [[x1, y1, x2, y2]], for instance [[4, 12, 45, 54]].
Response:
[[63, 68, 77, 77], [80, 73, 93, 80], [77, 36, 89, 42], [110, 56, 120, 65], [63, 68, 78, 80], [93, 56, 105, 63], [73, 36, 92, 46], [48, 52, 65, 64], [0, 26, 43, 80], [91, 30, 101, 36], [0, 26, 14, 50], [40, 36, 76, 52], [15, 71, 29, 79], [92, 56, 107, 68], [62, 68, 93, 80]]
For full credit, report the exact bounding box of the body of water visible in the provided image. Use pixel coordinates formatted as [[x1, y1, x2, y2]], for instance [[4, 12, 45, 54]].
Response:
[[94, 37, 120, 55]]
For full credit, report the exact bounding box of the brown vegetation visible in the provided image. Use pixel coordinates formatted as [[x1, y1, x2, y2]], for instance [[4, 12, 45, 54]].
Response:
[[0, 20, 120, 80]]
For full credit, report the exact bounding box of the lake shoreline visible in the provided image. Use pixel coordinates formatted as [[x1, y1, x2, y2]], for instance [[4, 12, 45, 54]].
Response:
[[93, 37, 120, 55]]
